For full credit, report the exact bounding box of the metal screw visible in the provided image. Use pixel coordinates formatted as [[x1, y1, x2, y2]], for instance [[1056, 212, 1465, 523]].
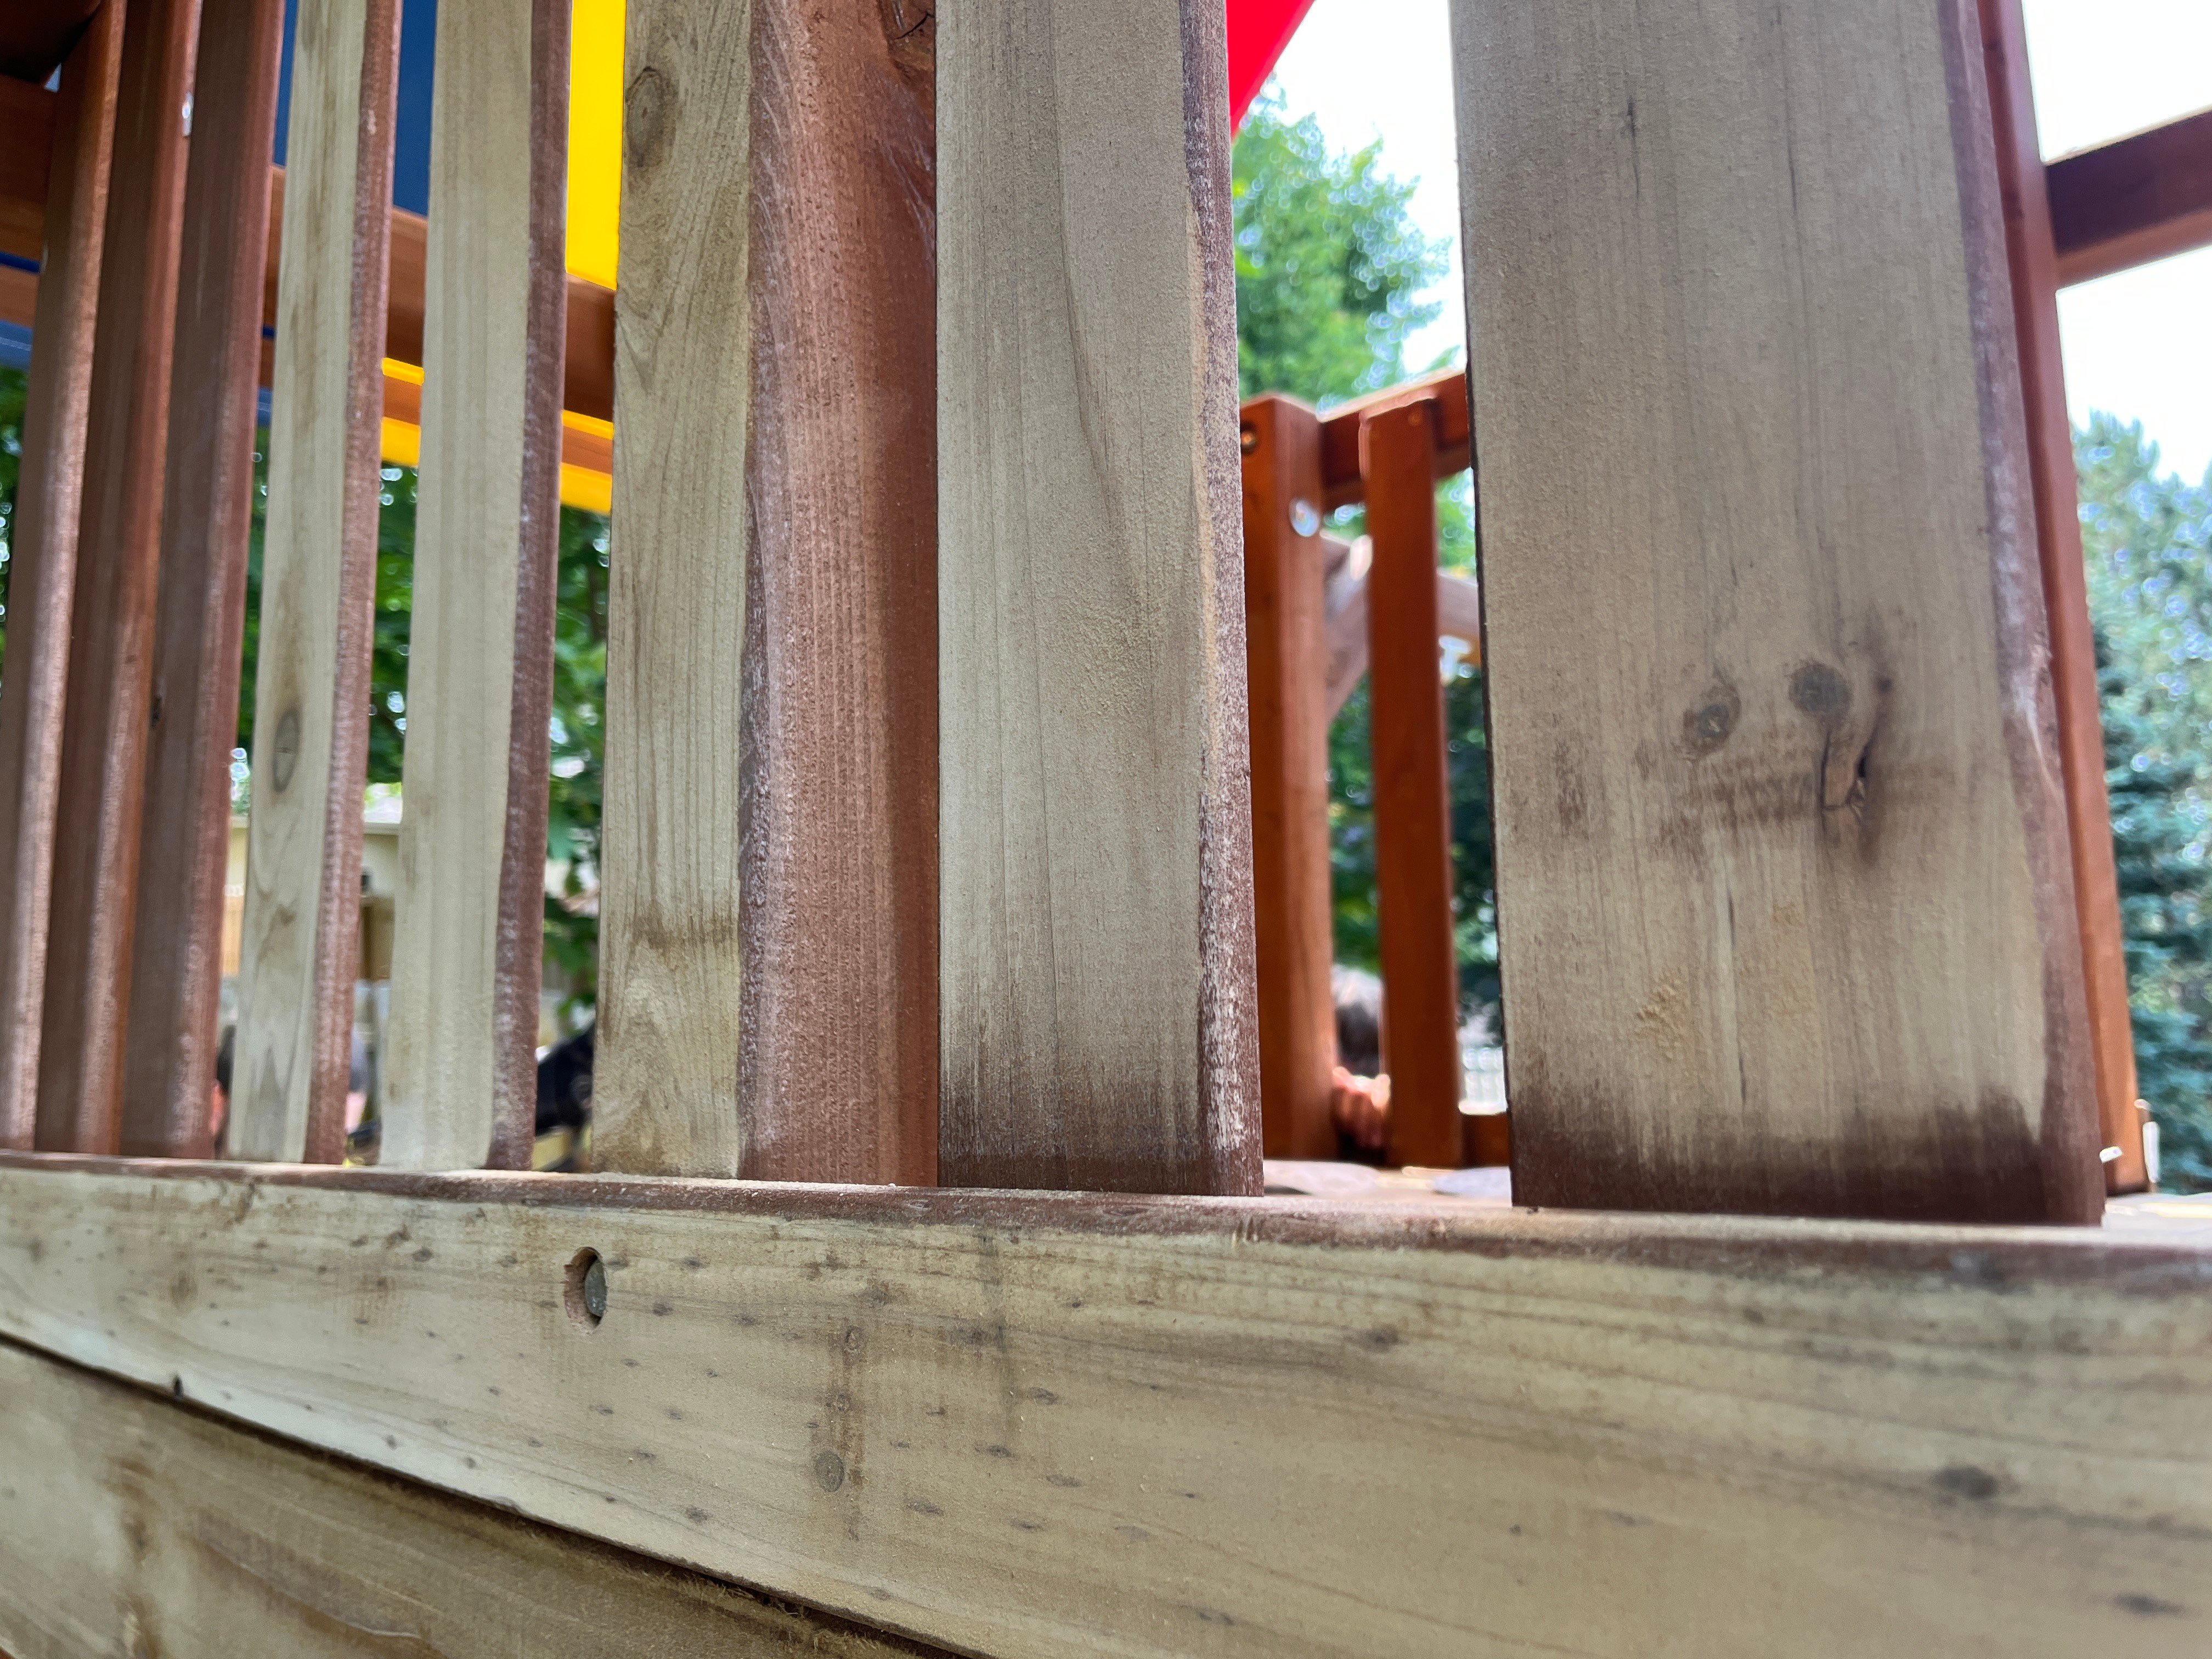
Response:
[[1288, 498, 1321, 538], [583, 1256, 608, 1319], [1239, 425, 1259, 455]]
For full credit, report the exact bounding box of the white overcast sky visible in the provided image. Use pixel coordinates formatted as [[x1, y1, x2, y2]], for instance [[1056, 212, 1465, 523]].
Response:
[[1269, 0, 2212, 482]]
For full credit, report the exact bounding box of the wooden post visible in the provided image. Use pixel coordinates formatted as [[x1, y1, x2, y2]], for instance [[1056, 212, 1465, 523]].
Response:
[[1978, 0, 2146, 1193], [230, 0, 402, 1163], [35, 0, 202, 1154], [1362, 400, 1463, 1169], [0, 4, 121, 1152], [119, 0, 287, 1159], [1453, 0, 2103, 1221], [938, 0, 1259, 1193], [1240, 396, 1339, 1160], [379, 0, 569, 1172]]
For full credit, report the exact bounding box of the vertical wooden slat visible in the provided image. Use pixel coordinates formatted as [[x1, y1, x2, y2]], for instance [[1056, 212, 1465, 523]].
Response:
[[1454, 0, 2102, 1221], [379, 0, 569, 1171], [937, 0, 1259, 1193], [119, 0, 287, 1159], [1240, 394, 1338, 1160], [34, 0, 202, 1154], [1978, 0, 2145, 1193], [1362, 400, 1463, 1169], [0, 3, 123, 1152], [229, 0, 401, 1163]]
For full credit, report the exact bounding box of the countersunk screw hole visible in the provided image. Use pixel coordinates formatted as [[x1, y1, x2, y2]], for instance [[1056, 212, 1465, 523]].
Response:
[[566, 1248, 607, 1329]]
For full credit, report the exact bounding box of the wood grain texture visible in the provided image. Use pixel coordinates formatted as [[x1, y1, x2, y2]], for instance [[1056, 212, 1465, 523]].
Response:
[[231, 0, 400, 1163], [0, 75, 56, 263], [938, 0, 1259, 1193], [2, 1155, 2210, 1658], [1453, 0, 2103, 1221], [2048, 107, 2212, 288], [120, 0, 287, 1160], [596, 0, 754, 1175], [1979, 0, 2144, 1191], [737, 0, 939, 1186], [1363, 402, 1463, 1167], [0, 1340, 949, 1659], [380, 0, 568, 1173], [1241, 396, 1337, 1159], [0, 6, 121, 1152], [34, 0, 201, 1155]]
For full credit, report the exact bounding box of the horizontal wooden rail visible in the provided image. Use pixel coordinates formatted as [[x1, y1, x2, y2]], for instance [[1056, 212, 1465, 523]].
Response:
[[2049, 106, 2212, 287]]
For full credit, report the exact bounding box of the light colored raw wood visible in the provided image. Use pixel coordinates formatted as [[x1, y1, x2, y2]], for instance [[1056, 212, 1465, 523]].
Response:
[[233, 0, 400, 1163], [381, 0, 566, 1172], [1453, 0, 2102, 1220], [595, 0, 752, 1175], [0, 1339, 946, 1659], [1, 1155, 2209, 1659], [938, 0, 1259, 1192]]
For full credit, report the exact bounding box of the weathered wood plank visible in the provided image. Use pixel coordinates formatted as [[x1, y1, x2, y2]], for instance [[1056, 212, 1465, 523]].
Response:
[[120, 0, 287, 1160], [0, 1155, 2207, 1658], [1242, 396, 1338, 1160], [0, 4, 121, 1151], [230, 0, 401, 1163], [0, 1339, 946, 1659], [380, 0, 568, 1172], [1453, 0, 2102, 1220], [33, 0, 200, 1153], [938, 0, 1259, 1193]]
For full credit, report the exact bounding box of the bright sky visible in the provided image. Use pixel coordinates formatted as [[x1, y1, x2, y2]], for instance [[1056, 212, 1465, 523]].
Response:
[[1269, 0, 2212, 482]]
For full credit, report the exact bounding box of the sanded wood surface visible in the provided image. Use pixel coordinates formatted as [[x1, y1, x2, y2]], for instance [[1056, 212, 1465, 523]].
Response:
[[2048, 107, 2212, 288], [596, 0, 754, 1175], [381, 0, 568, 1172], [35, 0, 201, 1155], [120, 0, 287, 1160], [1, 1156, 2209, 1658], [0, 7, 120, 1151], [232, 0, 400, 1163], [1243, 396, 1340, 1159], [1980, 0, 2144, 1190], [1453, 0, 2101, 1221], [0, 1340, 947, 1659], [938, 0, 1259, 1193], [737, 0, 939, 1185]]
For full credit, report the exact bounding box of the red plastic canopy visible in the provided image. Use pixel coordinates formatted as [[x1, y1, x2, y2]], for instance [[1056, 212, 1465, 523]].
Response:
[[1227, 0, 1318, 127]]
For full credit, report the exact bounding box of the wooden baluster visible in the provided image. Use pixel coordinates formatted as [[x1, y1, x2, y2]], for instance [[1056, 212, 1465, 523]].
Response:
[[230, 0, 402, 1163], [378, 0, 569, 1171], [1362, 400, 1463, 1170], [937, 0, 1259, 1193], [1453, 0, 2103, 1221], [35, 0, 202, 1154], [1241, 395, 1339, 1160], [0, 3, 123, 1152], [119, 0, 288, 1159], [1979, 0, 2145, 1192]]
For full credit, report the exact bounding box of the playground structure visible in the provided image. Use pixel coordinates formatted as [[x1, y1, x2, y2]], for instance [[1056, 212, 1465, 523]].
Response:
[[3, 0, 2212, 1654]]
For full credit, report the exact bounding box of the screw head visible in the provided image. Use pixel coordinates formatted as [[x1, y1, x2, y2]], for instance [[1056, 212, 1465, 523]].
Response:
[[1288, 498, 1321, 538], [1239, 425, 1259, 455]]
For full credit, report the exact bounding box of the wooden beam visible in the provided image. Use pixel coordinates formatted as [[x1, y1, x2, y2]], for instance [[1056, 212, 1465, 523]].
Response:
[[33, 0, 200, 1154], [1323, 562, 1483, 722], [1242, 396, 1339, 1160], [1363, 401, 1463, 1168], [1318, 366, 1470, 512], [0, 73, 55, 262], [229, 0, 401, 1163], [1454, 0, 2102, 1221], [937, 0, 1260, 1193], [737, 0, 939, 1183], [1979, 0, 2146, 1192], [0, 1339, 949, 1658], [0, 4, 121, 1152], [379, 0, 568, 1172], [0, 0, 102, 83], [118, 0, 286, 1160], [2049, 107, 2212, 289], [1, 1156, 2209, 1658]]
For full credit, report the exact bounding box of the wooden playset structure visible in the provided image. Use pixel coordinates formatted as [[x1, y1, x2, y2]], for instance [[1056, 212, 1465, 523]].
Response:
[[2, 0, 2212, 1652]]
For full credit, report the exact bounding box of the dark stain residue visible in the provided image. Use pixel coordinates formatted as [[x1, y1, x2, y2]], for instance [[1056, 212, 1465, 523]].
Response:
[[624, 66, 673, 172], [1350, 1326, 1400, 1352], [2113, 1593, 2186, 1618], [1933, 1464, 2002, 1502], [1787, 661, 1852, 725], [1681, 678, 1742, 757], [814, 1450, 846, 1493]]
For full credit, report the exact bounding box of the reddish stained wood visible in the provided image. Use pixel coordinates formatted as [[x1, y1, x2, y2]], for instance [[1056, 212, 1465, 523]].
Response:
[[1240, 395, 1338, 1160], [1362, 401, 1462, 1170], [33, 0, 201, 1154], [1979, 0, 2146, 1192], [116, 0, 286, 1159], [2047, 107, 2212, 289], [0, 4, 122, 1152], [0, 75, 56, 262], [0, 0, 104, 82], [738, 0, 938, 1183], [1319, 367, 1469, 512]]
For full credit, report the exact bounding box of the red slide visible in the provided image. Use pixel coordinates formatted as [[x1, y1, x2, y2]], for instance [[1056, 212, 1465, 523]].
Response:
[[1227, 0, 1318, 127]]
